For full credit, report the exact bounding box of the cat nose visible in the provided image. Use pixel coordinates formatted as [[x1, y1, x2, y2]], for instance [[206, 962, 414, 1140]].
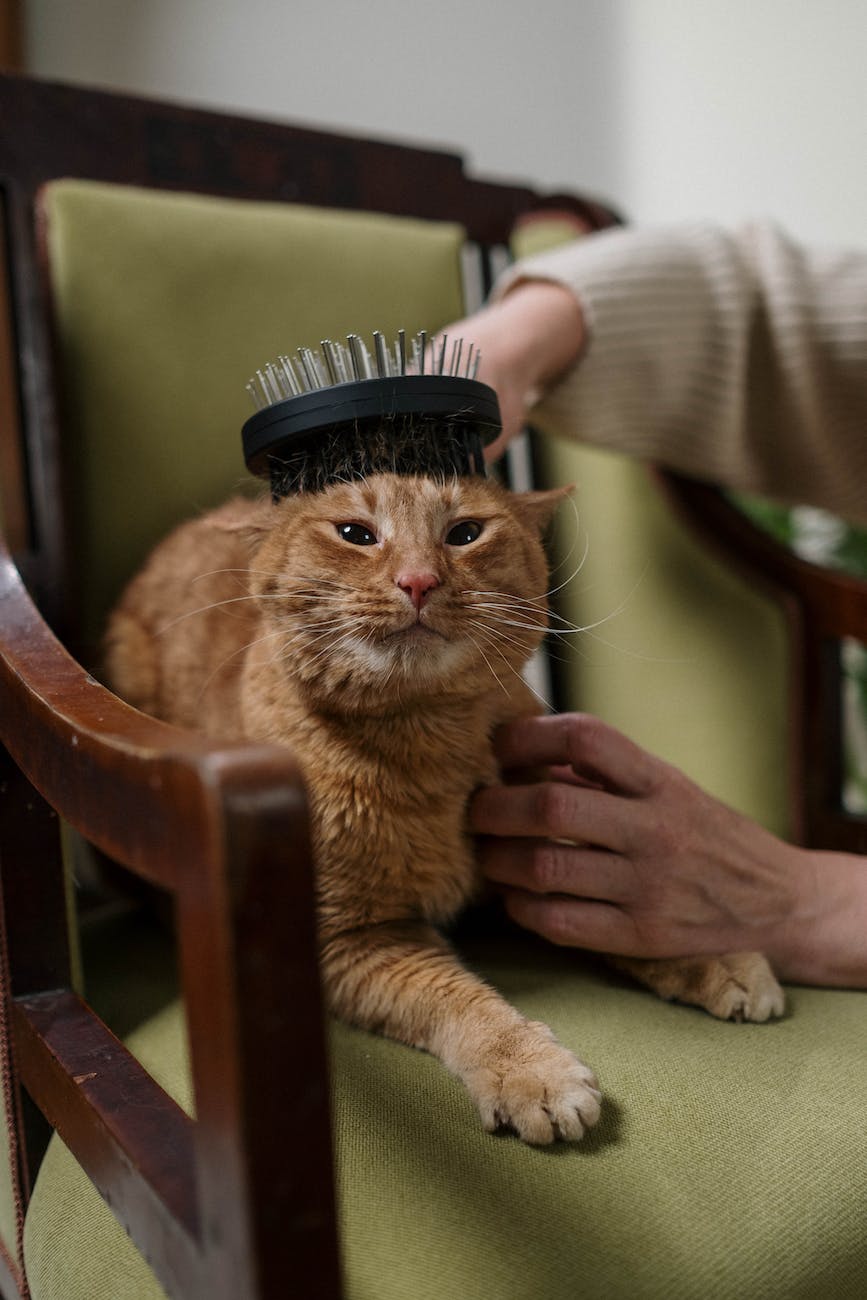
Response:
[[396, 571, 440, 611]]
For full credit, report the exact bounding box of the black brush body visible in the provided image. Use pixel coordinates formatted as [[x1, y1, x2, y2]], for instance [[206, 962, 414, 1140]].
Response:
[[242, 335, 502, 499]]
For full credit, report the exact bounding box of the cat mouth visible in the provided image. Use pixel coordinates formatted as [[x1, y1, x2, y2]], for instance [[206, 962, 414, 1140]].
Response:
[[386, 620, 448, 643]]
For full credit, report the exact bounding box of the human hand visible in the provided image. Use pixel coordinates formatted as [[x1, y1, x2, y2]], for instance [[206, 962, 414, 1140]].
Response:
[[436, 280, 586, 463], [471, 712, 867, 987]]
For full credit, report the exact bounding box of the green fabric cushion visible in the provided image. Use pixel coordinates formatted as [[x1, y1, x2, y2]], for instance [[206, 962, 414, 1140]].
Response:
[[511, 217, 790, 840], [23, 928, 867, 1300], [0, 1086, 21, 1280], [42, 180, 466, 650]]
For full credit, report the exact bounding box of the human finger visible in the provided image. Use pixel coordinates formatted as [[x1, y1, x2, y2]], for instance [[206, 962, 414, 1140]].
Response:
[[478, 837, 633, 903], [501, 889, 632, 954], [547, 764, 606, 789], [492, 713, 658, 796], [470, 780, 636, 853]]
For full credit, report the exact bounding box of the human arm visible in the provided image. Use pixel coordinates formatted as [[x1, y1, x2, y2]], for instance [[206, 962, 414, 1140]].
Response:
[[470, 712, 867, 989], [448, 221, 867, 526], [446, 280, 587, 462]]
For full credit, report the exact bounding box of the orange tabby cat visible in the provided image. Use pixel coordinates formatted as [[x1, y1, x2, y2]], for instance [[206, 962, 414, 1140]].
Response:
[[105, 470, 780, 1145]]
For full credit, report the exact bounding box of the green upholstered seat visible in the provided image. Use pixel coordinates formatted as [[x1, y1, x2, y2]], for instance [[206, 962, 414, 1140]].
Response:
[[14, 180, 867, 1299], [24, 917, 867, 1299]]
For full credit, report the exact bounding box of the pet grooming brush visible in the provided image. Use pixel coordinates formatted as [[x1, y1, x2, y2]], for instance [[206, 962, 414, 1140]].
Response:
[[242, 329, 501, 499]]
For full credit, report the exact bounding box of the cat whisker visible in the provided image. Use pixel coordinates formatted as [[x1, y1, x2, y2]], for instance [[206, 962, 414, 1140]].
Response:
[[463, 630, 510, 698], [190, 566, 356, 597], [465, 619, 548, 667], [467, 569, 647, 638], [465, 600, 545, 626], [547, 496, 591, 585], [193, 624, 290, 703], [262, 616, 365, 662], [467, 619, 521, 668], [467, 617, 573, 667], [463, 587, 546, 604], [469, 623, 555, 714], [156, 590, 350, 634], [248, 613, 366, 668], [545, 568, 650, 637], [284, 612, 364, 633], [264, 626, 351, 662], [464, 598, 546, 621], [546, 494, 589, 582], [156, 594, 264, 633], [576, 626, 693, 666], [470, 613, 557, 643], [291, 575, 357, 592], [191, 567, 278, 583], [461, 594, 550, 624], [293, 621, 370, 670], [467, 610, 548, 638], [467, 612, 557, 669]]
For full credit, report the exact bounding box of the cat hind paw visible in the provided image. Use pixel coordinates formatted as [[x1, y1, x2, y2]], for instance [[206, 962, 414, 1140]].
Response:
[[705, 952, 786, 1023]]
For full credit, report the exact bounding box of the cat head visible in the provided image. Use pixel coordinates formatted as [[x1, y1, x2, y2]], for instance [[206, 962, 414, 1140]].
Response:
[[240, 473, 570, 711]]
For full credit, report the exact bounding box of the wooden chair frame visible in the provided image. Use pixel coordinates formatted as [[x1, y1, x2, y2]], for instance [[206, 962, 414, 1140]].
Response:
[[0, 72, 619, 1300], [2, 69, 864, 1300], [660, 472, 867, 854]]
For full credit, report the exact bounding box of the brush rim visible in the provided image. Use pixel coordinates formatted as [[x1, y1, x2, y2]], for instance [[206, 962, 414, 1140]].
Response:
[[242, 374, 501, 477]]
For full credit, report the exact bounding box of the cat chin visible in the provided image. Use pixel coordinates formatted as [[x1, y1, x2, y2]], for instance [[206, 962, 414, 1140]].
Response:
[[344, 631, 472, 681]]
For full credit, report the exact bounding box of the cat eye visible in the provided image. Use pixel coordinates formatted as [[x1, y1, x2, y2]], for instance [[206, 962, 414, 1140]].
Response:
[[446, 520, 483, 547], [336, 522, 378, 546]]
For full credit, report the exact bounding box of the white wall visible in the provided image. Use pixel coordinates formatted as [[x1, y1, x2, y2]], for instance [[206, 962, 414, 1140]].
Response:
[[614, 1, 867, 245], [25, 0, 867, 245]]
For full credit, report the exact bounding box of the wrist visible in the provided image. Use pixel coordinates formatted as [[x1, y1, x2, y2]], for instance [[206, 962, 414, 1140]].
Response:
[[772, 847, 867, 988], [490, 279, 586, 396]]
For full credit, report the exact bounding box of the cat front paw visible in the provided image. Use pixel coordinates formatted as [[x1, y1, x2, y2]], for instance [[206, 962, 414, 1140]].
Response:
[[464, 1021, 601, 1145]]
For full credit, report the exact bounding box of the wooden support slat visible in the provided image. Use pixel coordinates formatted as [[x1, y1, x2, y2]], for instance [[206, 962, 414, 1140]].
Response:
[[12, 990, 201, 1297]]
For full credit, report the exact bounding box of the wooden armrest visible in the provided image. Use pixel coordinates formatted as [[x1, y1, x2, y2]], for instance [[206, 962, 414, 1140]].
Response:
[[656, 469, 867, 853], [0, 536, 341, 1298], [0, 537, 309, 890], [657, 471, 867, 640]]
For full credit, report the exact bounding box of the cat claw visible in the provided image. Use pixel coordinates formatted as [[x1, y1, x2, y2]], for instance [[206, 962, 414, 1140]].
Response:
[[466, 1025, 601, 1145], [704, 954, 786, 1023]]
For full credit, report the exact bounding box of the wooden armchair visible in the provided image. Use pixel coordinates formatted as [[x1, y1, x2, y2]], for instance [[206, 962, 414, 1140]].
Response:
[[1, 72, 865, 1300], [0, 72, 618, 1300]]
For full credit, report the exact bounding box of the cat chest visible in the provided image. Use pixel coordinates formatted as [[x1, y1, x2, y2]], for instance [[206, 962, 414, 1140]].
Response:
[[312, 774, 483, 926]]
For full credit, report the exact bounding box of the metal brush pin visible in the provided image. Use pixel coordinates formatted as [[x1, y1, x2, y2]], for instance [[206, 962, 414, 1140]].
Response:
[[242, 329, 498, 500]]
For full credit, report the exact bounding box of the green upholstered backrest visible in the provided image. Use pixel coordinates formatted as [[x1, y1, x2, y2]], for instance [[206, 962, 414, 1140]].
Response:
[[41, 180, 467, 648], [43, 183, 791, 827], [538, 438, 790, 837], [510, 222, 791, 839]]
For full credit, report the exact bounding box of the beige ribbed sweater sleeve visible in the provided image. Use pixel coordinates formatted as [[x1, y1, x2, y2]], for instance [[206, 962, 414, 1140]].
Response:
[[494, 222, 867, 526]]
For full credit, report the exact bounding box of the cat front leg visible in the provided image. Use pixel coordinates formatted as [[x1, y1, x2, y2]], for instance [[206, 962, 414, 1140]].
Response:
[[610, 952, 785, 1022], [322, 919, 601, 1144]]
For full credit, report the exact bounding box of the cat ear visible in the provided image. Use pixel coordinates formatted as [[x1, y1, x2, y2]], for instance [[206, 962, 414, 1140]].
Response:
[[210, 497, 280, 549], [512, 484, 575, 534]]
